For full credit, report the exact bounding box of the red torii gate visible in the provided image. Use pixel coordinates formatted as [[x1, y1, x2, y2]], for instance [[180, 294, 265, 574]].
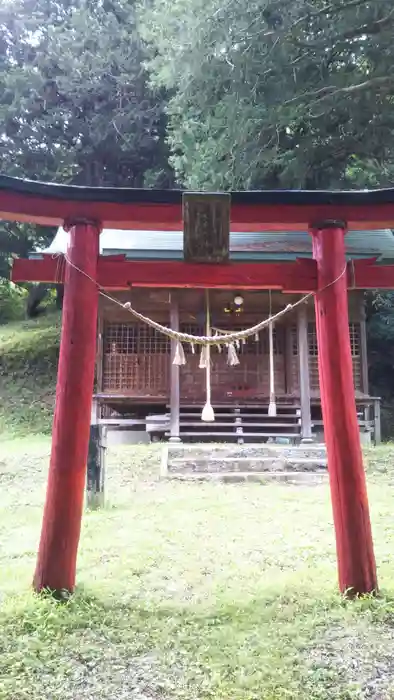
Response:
[[5, 174, 394, 597]]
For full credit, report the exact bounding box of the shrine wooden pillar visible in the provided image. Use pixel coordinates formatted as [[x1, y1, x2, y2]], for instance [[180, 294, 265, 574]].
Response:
[[311, 222, 377, 595], [297, 304, 312, 442], [33, 221, 100, 594]]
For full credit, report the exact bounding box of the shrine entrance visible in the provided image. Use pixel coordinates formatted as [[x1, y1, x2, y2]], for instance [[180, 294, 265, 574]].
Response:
[[178, 289, 286, 404], [6, 174, 392, 597]]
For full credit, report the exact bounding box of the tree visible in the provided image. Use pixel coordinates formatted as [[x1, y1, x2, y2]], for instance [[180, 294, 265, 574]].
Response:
[[141, 0, 394, 190], [141, 0, 394, 432], [0, 0, 174, 286], [0, 0, 173, 187], [0, 222, 53, 277]]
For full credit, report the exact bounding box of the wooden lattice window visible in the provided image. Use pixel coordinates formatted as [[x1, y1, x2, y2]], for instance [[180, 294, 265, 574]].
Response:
[[104, 323, 170, 355], [307, 323, 319, 390], [350, 323, 362, 390], [102, 323, 170, 395], [349, 323, 361, 356], [179, 322, 286, 400], [179, 322, 283, 355], [307, 322, 361, 391], [210, 326, 283, 355], [180, 324, 203, 354], [291, 325, 298, 355], [260, 326, 284, 355]]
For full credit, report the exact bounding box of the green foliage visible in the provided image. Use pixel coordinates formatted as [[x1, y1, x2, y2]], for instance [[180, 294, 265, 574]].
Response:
[[366, 291, 394, 438], [0, 0, 174, 278], [0, 221, 54, 279], [0, 314, 60, 435], [0, 0, 173, 188], [141, 0, 394, 190], [0, 279, 27, 323]]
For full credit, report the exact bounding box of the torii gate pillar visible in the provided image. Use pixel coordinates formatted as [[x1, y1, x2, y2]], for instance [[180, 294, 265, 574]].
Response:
[[311, 223, 377, 595], [34, 221, 100, 594]]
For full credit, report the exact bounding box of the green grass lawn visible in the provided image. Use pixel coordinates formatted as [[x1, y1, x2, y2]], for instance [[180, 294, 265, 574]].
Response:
[[1, 440, 394, 699]]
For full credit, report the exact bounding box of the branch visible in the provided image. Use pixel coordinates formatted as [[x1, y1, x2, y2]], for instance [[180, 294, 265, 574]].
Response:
[[283, 76, 394, 107], [292, 0, 382, 29], [344, 8, 394, 38], [245, 0, 389, 50], [292, 8, 394, 52]]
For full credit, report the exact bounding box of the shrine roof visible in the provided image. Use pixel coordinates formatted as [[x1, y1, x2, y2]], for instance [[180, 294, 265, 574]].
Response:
[[40, 226, 394, 262]]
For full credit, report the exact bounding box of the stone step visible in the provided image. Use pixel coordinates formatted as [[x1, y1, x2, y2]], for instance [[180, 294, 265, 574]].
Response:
[[166, 443, 326, 459], [162, 442, 327, 477], [168, 456, 327, 474], [167, 471, 327, 484]]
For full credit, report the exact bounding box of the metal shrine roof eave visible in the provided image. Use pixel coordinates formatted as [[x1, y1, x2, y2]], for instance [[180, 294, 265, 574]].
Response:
[[37, 226, 394, 263], [5, 174, 394, 229], [33, 250, 391, 262]]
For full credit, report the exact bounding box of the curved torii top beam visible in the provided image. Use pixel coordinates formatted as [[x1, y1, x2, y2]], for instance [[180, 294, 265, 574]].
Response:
[[2, 174, 394, 230]]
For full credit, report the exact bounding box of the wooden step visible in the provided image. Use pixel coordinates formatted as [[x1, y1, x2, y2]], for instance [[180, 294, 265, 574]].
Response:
[[179, 412, 300, 419], [175, 404, 301, 410], [179, 421, 300, 428], [175, 432, 300, 438]]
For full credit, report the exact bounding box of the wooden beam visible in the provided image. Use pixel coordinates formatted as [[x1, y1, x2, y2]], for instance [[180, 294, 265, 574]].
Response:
[[297, 304, 312, 441], [4, 175, 394, 229], [169, 295, 181, 442], [33, 222, 100, 594], [12, 256, 317, 291], [311, 224, 377, 596], [13, 256, 394, 291], [348, 259, 394, 288]]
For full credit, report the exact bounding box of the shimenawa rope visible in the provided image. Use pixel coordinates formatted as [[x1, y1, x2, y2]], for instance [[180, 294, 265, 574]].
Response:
[[55, 253, 347, 422]]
